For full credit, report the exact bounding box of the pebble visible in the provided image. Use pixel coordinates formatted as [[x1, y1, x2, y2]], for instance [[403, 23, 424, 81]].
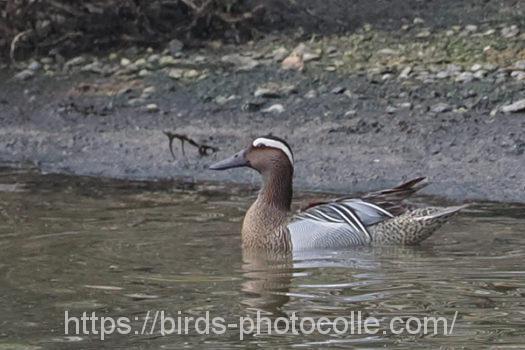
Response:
[[416, 30, 431, 38], [221, 54, 259, 71], [254, 88, 277, 98], [138, 69, 150, 77], [254, 83, 296, 98], [471, 63, 483, 71], [215, 95, 237, 105], [120, 58, 131, 66], [281, 52, 304, 71], [331, 86, 346, 94], [304, 90, 317, 99], [134, 58, 147, 68], [120, 63, 139, 74], [386, 106, 397, 114], [303, 50, 322, 62], [65, 56, 87, 68], [194, 55, 206, 63], [81, 61, 104, 74], [116, 87, 133, 97], [436, 70, 450, 79], [332, 59, 344, 68], [501, 99, 525, 113], [326, 46, 338, 55], [27, 61, 42, 71], [183, 69, 200, 78], [127, 98, 145, 107], [377, 48, 397, 55], [484, 63, 498, 72], [455, 72, 474, 83], [159, 55, 178, 67], [147, 54, 160, 64], [145, 103, 159, 113], [272, 47, 288, 61], [511, 71, 525, 81], [14, 69, 34, 80], [141, 86, 156, 98], [501, 25, 519, 38], [40, 57, 54, 65], [165, 69, 182, 80], [431, 102, 452, 113], [262, 104, 285, 114], [399, 66, 412, 79], [343, 90, 353, 99], [473, 70, 487, 79], [465, 24, 478, 32], [436, 64, 463, 79]]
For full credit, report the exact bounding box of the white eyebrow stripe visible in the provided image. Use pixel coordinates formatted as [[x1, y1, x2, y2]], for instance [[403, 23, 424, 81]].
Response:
[[252, 138, 294, 165]]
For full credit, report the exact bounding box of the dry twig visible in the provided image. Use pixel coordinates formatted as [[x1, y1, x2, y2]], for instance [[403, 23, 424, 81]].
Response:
[[10, 30, 31, 63], [164, 131, 219, 159]]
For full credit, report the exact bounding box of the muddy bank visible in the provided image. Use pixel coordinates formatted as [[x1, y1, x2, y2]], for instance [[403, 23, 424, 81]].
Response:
[[1, 4, 524, 203]]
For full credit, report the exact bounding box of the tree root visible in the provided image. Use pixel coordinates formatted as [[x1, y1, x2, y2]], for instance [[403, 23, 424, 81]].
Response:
[[10, 30, 31, 63]]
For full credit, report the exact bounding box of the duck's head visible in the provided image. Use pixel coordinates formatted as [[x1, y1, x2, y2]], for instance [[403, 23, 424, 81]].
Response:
[[209, 136, 294, 174]]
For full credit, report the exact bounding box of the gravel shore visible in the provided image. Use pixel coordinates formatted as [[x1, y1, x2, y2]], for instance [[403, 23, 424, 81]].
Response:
[[1, 2, 524, 202]]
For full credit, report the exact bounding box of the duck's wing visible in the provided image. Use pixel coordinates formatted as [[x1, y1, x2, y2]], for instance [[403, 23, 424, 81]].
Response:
[[300, 177, 427, 216], [288, 199, 394, 250]]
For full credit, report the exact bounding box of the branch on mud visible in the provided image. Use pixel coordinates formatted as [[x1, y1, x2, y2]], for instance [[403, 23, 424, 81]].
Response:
[[163, 131, 219, 160]]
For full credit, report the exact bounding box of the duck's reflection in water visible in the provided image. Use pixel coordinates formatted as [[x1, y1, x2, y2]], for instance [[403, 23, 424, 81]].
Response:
[[241, 250, 293, 317], [240, 246, 439, 317]]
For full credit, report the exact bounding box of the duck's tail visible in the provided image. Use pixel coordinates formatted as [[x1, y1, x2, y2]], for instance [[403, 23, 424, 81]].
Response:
[[362, 177, 428, 215], [370, 204, 468, 245], [364, 177, 428, 200]]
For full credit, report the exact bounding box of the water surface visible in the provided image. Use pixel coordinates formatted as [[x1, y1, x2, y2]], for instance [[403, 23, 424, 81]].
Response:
[[0, 168, 523, 349]]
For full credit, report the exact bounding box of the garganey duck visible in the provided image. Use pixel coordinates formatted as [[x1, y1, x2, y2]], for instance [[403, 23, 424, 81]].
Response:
[[210, 136, 466, 252]]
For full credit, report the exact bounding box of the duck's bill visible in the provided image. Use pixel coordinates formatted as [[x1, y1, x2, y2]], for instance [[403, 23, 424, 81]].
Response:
[[209, 150, 248, 170]]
